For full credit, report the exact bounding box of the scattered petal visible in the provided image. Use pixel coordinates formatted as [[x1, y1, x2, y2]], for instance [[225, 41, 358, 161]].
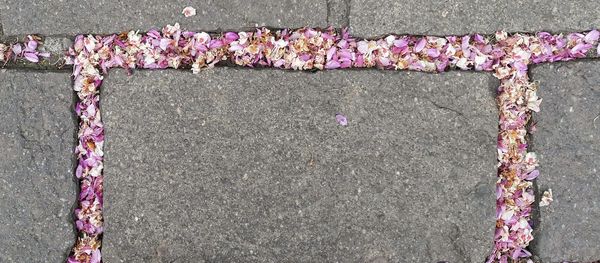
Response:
[[539, 189, 553, 207], [584, 30, 599, 43], [91, 249, 101, 263], [414, 38, 427, 52], [23, 52, 39, 63], [524, 170, 539, 180], [335, 113, 348, 126], [182, 6, 196, 17], [12, 43, 22, 55]]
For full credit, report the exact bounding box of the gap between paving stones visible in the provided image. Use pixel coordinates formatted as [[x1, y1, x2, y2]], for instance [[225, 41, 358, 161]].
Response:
[[2, 30, 599, 71], [326, 0, 351, 28], [0, 6, 4, 36]]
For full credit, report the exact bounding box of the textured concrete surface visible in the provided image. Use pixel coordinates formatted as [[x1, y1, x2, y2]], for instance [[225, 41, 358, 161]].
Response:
[[7, 0, 599, 38], [350, 0, 600, 37], [0, 0, 327, 35], [531, 61, 600, 262], [1, 1, 599, 262], [0, 71, 77, 263], [101, 68, 497, 262]]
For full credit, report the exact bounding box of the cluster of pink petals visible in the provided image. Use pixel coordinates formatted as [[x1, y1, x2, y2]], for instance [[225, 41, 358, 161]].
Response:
[[531, 30, 600, 63], [66, 35, 106, 263], [489, 29, 598, 263], [0, 35, 49, 64], [62, 25, 599, 263]]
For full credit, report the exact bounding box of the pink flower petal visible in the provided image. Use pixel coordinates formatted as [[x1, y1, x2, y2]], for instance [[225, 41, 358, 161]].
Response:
[[208, 39, 224, 49], [147, 29, 161, 39], [273, 59, 285, 67], [225, 32, 239, 42], [379, 57, 390, 66], [427, 48, 440, 58], [26, 40, 38, 51], [357, 41, 369, 54], [12, 43, 22, 55], [73, 35, 84, 52], [76, 164, 84, 178], [326, 47, 337, 61], [524, 170, 539, 180], [228, 44, 243, 52], [325, 60, 340, 69], [91, 249, 101, 263], [571, 42, 591, 54], [159, 38, 171, 51], [496, 185, 503, 199], [461, 35, 471, 50], [23, 52, 39, 63], [414, 38, 426, 52], [474, 34, 485, 44], [393, 38, 408, 48], [182, 6, 196, 17], [335, 113, 348, 126], [584, 30, 599, 43]]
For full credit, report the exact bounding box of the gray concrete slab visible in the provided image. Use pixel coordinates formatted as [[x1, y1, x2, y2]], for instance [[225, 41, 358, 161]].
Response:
[[0, 0, 327, 36], [531, 61, 600, 262], [0, 70, 76, 263], [101, 68, 497, 262], [350, 0, 600, 37]]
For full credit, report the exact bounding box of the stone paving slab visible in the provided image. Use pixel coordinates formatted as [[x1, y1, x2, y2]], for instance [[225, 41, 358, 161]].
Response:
[[0, 0, 327, 36], [531, 61, 600, 262], [0, 71, 76, 263], [350, 0, 600, 37], [101, 68, 497, 262]]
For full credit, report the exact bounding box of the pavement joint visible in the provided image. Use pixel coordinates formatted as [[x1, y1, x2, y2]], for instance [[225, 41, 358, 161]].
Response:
[[0, 9, 3, 36], [326, 0, 351, 28]]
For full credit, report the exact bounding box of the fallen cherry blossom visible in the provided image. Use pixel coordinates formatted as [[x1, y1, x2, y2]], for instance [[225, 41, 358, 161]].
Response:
[[539, 189, 553, 207], [335, 113, 348, 126], [182, 6, 196, 17], [59, 25, 599, 263]]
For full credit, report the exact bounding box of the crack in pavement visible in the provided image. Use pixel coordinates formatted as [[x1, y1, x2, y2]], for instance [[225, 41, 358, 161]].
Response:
[[0, 9, 4, 36], [425, 97, 466, 119], [325, 0, 351, 28], [345, 0, 351, 29], [325, 0, 332, 26]]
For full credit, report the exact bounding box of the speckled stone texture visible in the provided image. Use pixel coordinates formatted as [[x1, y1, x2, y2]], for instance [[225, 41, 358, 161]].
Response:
[[101, 69, 497, 262], [349, 0, 600, 37], [3, 1, 598, 261], [0, 71, 77, 263], [530, 61, 600, 262], [0, 0, 327, 35]]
